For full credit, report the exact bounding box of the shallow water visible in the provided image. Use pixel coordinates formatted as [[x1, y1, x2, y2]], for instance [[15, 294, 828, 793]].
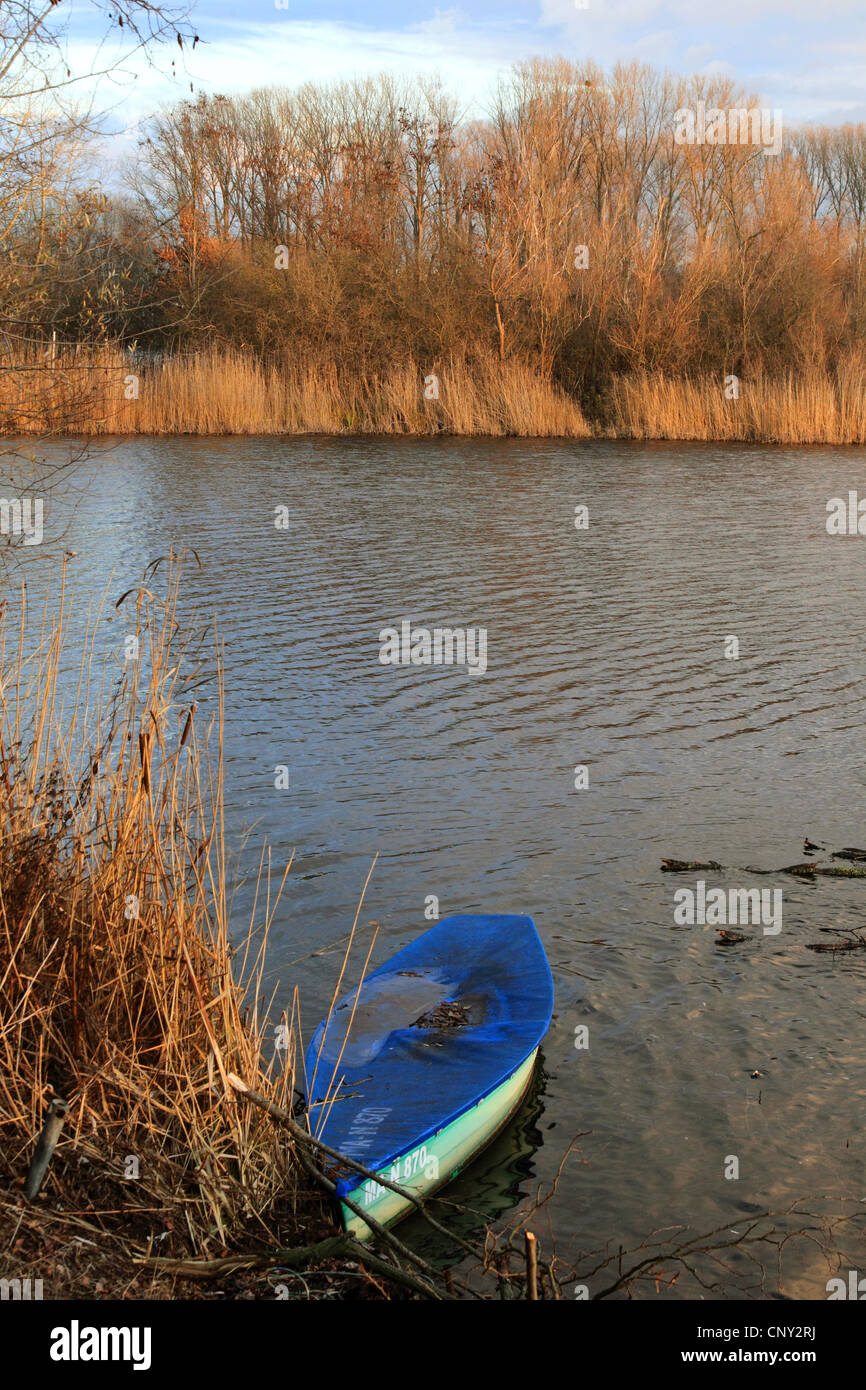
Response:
[[10, 434, 866, 1296]]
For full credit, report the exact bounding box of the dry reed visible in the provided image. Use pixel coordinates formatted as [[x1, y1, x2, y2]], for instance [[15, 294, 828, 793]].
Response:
[[0, 558, 309, 1294], [6, 344, 866, 442], [0, 559, 527, 1299], [0, 345, 590, 438], [609, 358, 866, 444]]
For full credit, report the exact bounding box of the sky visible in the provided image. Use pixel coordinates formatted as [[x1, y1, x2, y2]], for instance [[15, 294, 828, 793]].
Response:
[[59, 0, 866, 139]]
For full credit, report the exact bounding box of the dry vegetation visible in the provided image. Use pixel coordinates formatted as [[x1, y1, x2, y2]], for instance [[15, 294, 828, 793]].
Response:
[[6, 54, 866, 440], [0, 561, 322, 1296], [10, 347, 866, 442], [0, 345, 590, 437], [0, 560, 577, 1300], [610, 356, 866, 443]]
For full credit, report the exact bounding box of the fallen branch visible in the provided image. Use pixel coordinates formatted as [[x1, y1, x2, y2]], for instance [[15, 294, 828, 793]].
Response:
[[141, 1234, 442, 1299], [227, 1072, 459, 1300], [228, 1072, 480, 1262]]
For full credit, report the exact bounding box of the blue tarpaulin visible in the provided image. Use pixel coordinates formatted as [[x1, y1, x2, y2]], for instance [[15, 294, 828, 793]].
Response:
[[304, 913, 554, 1194]]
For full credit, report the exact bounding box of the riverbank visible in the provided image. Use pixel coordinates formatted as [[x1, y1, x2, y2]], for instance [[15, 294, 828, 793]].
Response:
[[0, 348, 590, 440], [0, 562, 569, 1300], [6, 347, 866, 443], [0, 565, 461, 1300], [0, 565, 312, 1297]]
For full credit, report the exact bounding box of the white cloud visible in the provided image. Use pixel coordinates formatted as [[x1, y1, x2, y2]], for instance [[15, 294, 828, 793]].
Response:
[[53, 0, 866, 143], [412, 8, 465, 37], [70, 14, 535, 137]]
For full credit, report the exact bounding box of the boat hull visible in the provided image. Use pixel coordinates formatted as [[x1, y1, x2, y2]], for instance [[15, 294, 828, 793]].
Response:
[[304, 913, 554, 1240], [340, 1047, 538, 1239]]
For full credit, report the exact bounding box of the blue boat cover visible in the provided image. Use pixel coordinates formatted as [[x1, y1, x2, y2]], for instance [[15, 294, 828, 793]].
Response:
[[304, 913, 554, 1195]]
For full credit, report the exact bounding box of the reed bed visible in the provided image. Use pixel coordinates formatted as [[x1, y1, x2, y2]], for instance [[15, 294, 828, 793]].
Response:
[[0, 560, 310, 1295], [7, 344, 866, 442], [0, 563, 516, 1300], [609, 358, 866, 443], [0, 345, 590, 438]]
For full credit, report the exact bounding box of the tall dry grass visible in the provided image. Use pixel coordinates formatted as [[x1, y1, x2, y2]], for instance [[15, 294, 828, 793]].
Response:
[[0, 345, 590, 438], [609, 358, 866, 443], [0, 559, 305, 1290], [7, 344, 866, 442]]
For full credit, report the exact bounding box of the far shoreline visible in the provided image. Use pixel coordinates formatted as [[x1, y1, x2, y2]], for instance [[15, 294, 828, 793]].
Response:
[[6, 347, 866, 446], [11, 430, 866, 447]]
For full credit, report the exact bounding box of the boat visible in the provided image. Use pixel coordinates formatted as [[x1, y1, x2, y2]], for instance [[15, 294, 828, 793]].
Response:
[[303, 912, 554, 1240]]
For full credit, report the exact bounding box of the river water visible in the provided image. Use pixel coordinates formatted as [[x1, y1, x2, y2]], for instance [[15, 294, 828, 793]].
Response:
[[9, 435, 866, 1297]]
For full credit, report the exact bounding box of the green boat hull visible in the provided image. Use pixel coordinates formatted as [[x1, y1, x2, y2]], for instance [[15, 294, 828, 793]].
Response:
[[340, 1047, 539, 1240]]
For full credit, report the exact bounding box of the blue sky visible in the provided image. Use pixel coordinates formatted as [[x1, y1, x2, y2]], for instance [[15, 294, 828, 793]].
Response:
[[63, 0, 866, 134]]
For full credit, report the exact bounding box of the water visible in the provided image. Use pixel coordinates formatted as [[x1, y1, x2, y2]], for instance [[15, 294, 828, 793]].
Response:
[[9, 434, 866, 1296]]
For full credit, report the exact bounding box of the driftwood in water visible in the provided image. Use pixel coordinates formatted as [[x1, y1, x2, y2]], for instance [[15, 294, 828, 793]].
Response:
[[712, 926, 866, 952], [661, 859, 723, 872], [806, 936, 866, 952], [662, 854, 866, 878], [804, 838, 866, 861], [778, 862, 863, 876], [662, 846, 866, 955]]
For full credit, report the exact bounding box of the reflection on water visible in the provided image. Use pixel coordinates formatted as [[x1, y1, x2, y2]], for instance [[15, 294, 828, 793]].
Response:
[[400, 1062, 549, 1271], [12, 434, 866, 1297]]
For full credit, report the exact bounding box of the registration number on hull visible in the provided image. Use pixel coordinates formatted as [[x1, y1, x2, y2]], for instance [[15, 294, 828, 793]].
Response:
[[361, 1144, 440, 1207]]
